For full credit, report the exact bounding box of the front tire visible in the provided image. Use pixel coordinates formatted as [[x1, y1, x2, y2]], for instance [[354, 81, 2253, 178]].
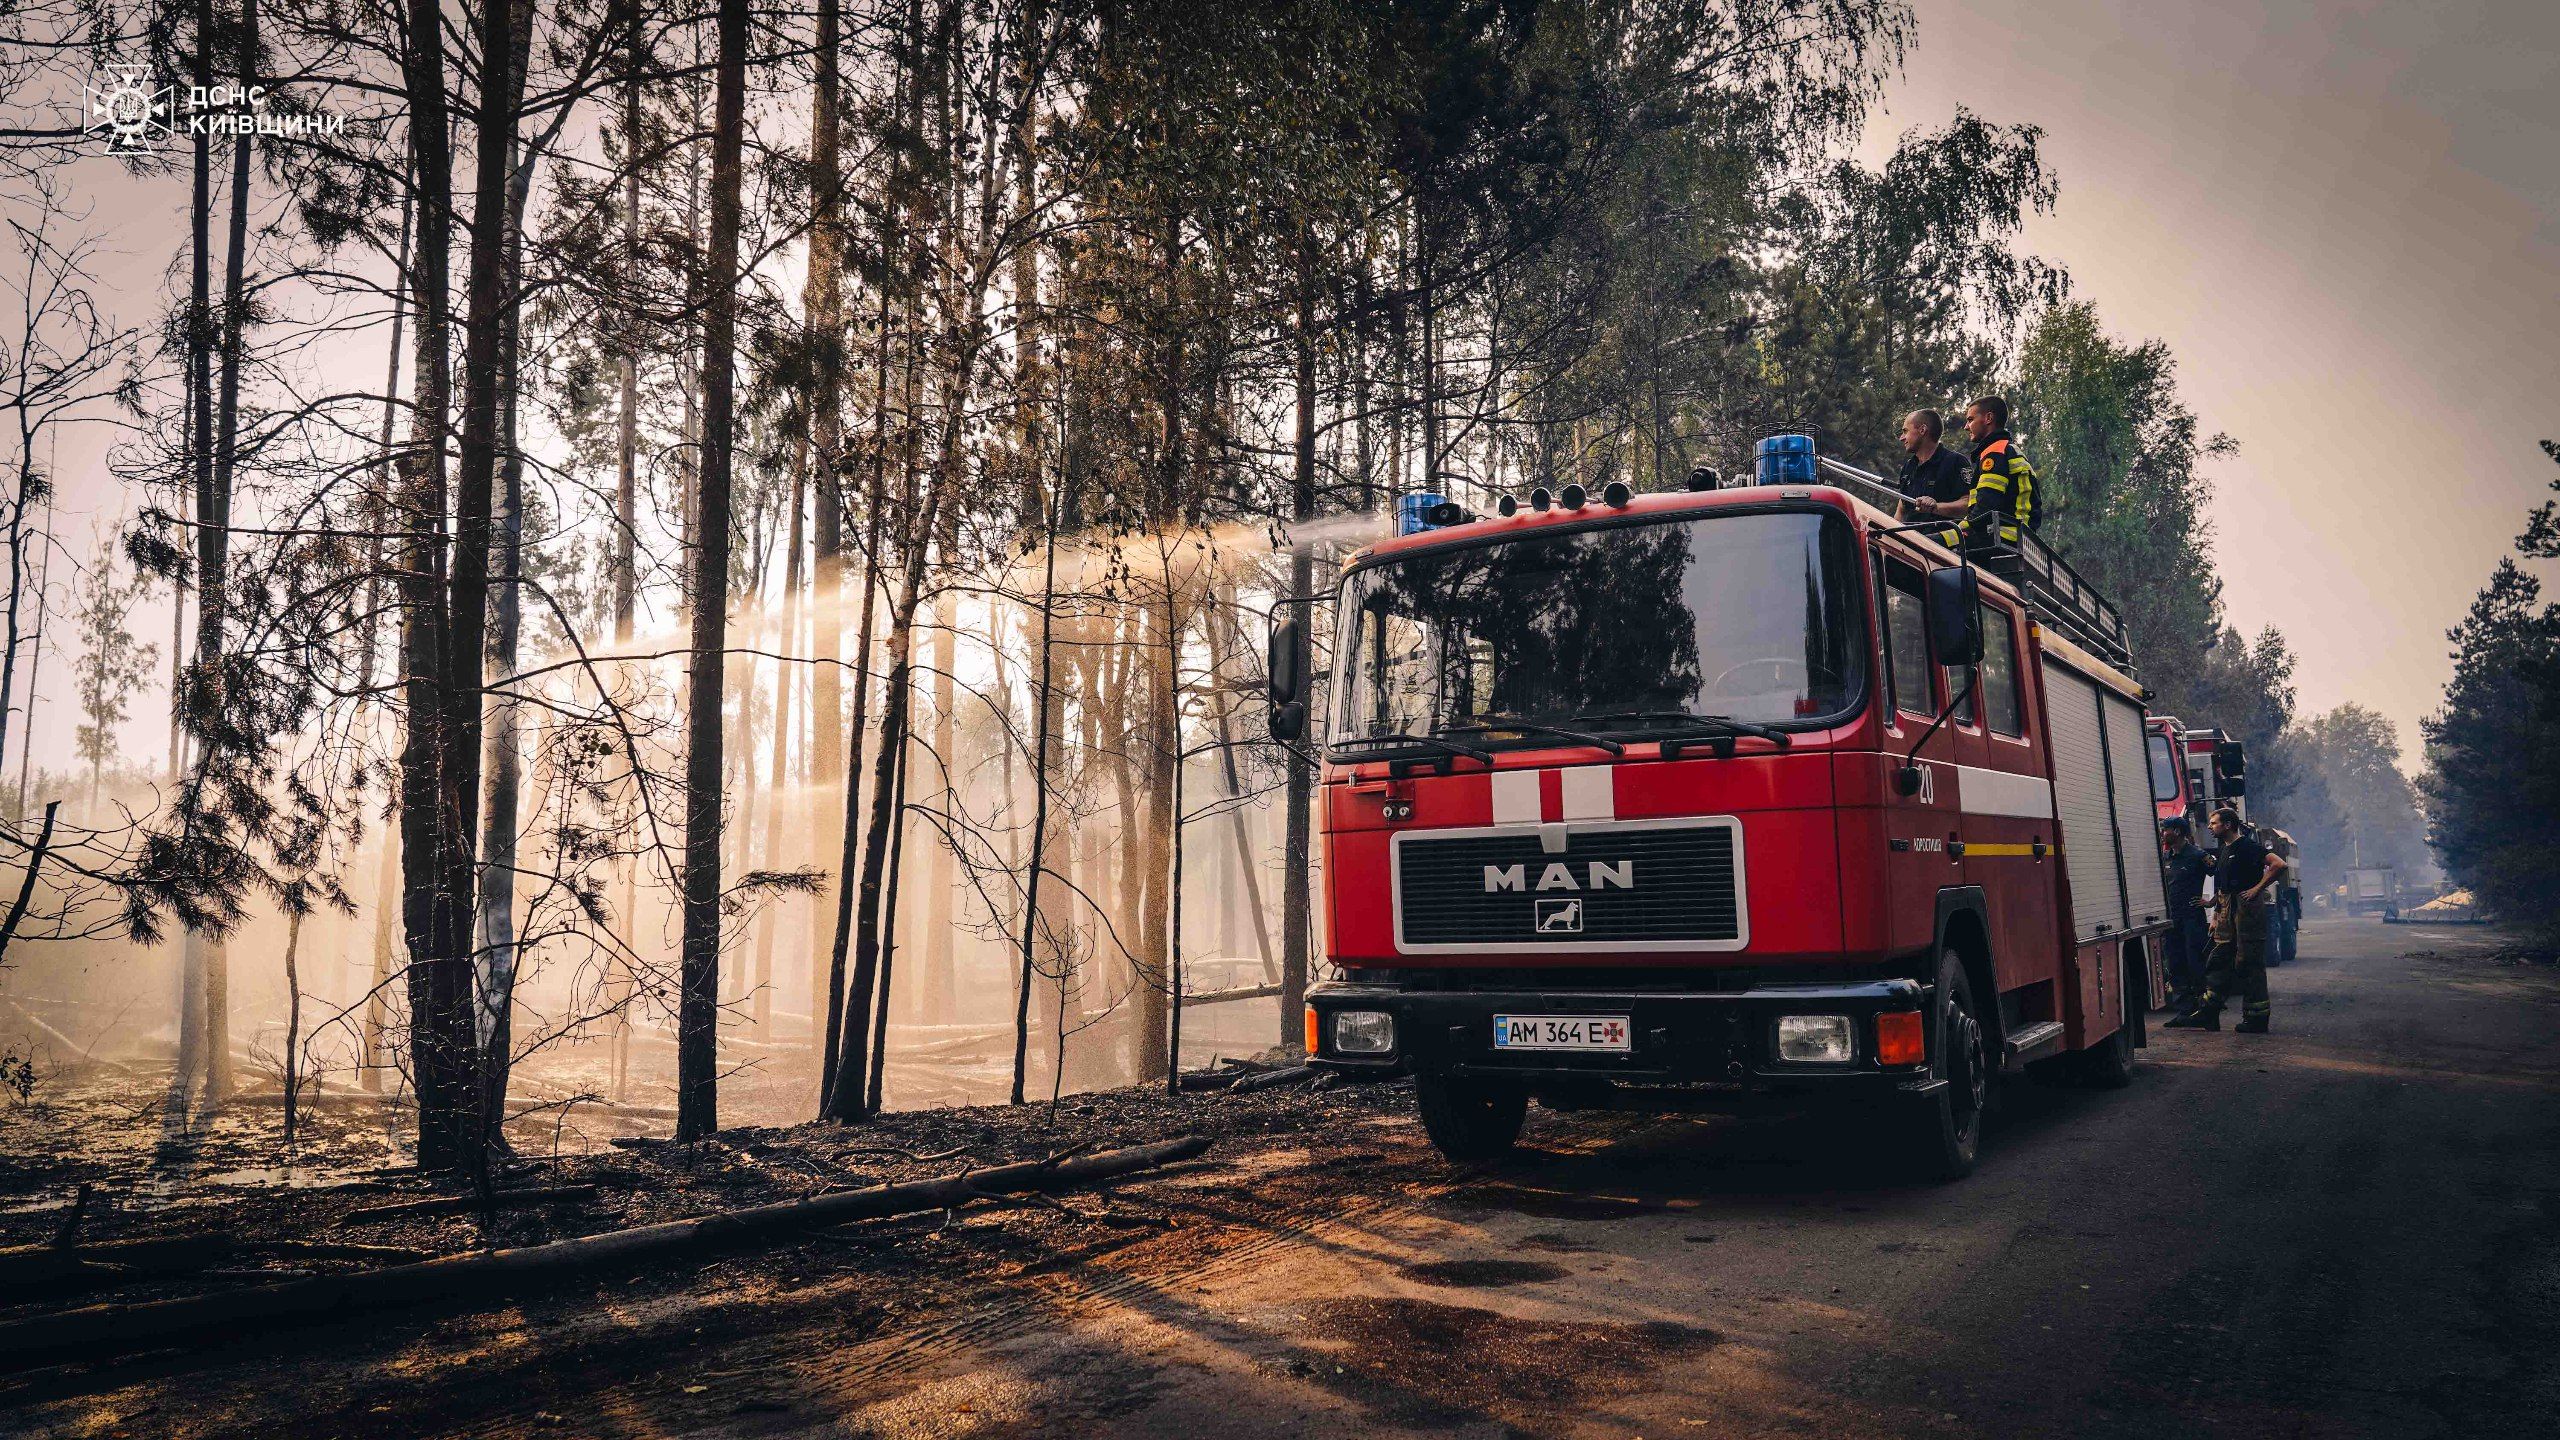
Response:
[[1901, 950, 1986, 1182], [1414, 1073, 1527, 1161]]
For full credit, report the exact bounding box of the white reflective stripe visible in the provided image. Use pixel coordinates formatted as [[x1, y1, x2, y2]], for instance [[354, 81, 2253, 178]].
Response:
[[1490, 770, 1540, 825], [1559, 766, 1614, 820], [1957, 764, 2054, 821]]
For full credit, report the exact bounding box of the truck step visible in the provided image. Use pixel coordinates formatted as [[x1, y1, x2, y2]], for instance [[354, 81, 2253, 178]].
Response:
[[2004, 1021, 2067, 1067]]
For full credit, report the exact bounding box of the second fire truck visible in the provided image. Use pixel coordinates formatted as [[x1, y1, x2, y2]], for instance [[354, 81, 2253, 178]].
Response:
[[1270, 440, 2173, 1179]]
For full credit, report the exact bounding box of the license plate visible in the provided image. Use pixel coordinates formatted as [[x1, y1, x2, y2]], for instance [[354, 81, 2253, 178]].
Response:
[[1492, 1014, 1631, 1051]]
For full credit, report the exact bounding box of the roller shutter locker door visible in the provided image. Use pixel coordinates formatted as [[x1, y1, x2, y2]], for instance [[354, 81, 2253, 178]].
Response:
[[2102, 693, 2171, 929], [2042, 659, 2126, 940]]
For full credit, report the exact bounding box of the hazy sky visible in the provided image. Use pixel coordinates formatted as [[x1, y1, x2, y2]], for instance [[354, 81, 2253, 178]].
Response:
[[1863, 0, 2560, 763]]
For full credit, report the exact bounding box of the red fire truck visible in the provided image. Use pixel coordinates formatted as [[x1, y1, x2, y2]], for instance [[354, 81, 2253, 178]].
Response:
[[2147, 715, 2247, 834], [1267, 450, 2172, 1180]]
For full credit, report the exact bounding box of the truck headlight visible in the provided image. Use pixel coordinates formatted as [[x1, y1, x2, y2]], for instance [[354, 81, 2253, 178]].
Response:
[[1777, 1014, 1854, 1064], [1332, 1010, 1395, 1055]]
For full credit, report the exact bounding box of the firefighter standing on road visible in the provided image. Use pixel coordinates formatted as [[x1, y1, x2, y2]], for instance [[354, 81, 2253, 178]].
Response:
[[1962, 395, 2037, 549], [2267, 827, 2303, 966], [2160, 818, 2212, 1011], [2168, 807, 2284, 1033], [1898, 409, 1971, 547]]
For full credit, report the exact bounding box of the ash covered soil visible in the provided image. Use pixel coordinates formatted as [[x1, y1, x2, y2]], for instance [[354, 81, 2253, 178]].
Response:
[[4, 919, 2557, 1440]]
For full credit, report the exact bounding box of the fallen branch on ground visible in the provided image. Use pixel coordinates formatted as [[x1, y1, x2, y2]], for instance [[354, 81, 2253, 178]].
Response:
[[0, 1135, 1215, 1372], [0, 1237, 437, 1297], [338, 1186, 598, 1225], [1226, 1065, 1316, 1094]]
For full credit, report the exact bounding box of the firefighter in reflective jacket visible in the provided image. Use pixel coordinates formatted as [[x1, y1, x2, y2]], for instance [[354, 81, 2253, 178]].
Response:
[[1962, 394, 2037, 547]]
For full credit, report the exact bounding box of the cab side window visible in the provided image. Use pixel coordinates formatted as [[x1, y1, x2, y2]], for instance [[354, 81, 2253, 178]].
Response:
[[1881, 559, 1933, 718], [1981, 604, 2025, 737]]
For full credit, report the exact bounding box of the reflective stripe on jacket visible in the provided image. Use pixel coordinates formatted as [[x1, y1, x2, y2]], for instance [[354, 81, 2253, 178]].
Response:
[[1970, 432, 2036, 542]]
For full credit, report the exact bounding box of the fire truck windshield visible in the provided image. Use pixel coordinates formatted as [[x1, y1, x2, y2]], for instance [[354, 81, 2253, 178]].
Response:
[[1328, 509, 1866, 750]]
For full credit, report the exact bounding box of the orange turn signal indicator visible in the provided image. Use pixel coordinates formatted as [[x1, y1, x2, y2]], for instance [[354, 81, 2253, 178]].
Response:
[[1305, 1006, 1320, 1055], [1876, 1010, 1926, 1067]]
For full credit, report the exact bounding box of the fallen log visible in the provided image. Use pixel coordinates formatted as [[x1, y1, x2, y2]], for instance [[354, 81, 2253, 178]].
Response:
[[338, 1186, 598, 1226], [1181, 983, 1284, 1007], [0, 1135, 1213, 1372], [1226, 1064, 1316, 1094], [0, 1238, 437, 1300], [0, 1237, 232, 1291]]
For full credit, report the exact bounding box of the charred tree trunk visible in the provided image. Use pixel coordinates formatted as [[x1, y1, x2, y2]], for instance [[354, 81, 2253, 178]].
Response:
[[473, 0, 541, 1127], [396, 0, 463, 1169], [677, 0, 750, 1141], [1279, 238, 1319, 1051], [170, 0, 219, 1113]]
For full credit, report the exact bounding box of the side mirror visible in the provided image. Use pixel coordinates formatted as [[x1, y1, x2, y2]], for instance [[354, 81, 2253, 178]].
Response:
[[1926, 565, 1982, 667], [1267, 616, 1303, 704], [2214, 740, 2247, 797], [1269, 701, 1307, 744]]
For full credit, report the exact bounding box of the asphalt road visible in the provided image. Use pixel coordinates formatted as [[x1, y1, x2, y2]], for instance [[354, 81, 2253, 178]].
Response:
[[797, 916, 2560, 1439], [12, 916, 2556, 1439]]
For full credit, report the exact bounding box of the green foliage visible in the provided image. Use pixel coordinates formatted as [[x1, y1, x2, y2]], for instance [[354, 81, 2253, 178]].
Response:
[[1752, 111, 2058, 474], [2266, 705, 2428, 891], [68, 529, 159, 799], [2421, 439, 2560, 935], [2012, 300, 2233, 712]]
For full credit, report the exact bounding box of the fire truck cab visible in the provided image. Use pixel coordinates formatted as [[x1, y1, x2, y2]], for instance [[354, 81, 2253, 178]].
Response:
[[1270, 450, 2172, 1180], [2148, 715, 2248, 838]]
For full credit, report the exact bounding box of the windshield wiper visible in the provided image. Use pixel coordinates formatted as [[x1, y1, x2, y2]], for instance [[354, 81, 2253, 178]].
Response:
[[1576, 710, 1794, 754], [1329, 732, 1497, 770], [1436, 716, 1626, 756]]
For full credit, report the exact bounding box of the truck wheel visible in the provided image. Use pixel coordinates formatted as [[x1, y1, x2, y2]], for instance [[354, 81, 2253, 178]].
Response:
[[1414, 1073, 1526, 1161], [1901, 951, 1985, 1182]]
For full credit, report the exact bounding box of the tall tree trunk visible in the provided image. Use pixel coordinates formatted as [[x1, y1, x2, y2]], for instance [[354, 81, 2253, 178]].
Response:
[[923, 548, 956, 1023], [198, 0, 265, 1106], [825, 485, 942, 1121], [862, 716, 912, 1112], [474, 30, 537, 1119], [677, 0, 748, 1141], [361, 827, 397, 1092], [279, 909, 304, 1143], [396, 0, 457, 1165], [750, 442, 805, 1038], [169, 0, 220, 1112], [612, 0, 642, 643], [804, 0, 846, 785], [817, 330, 889, 1104], [1009, 491, 1061, 1104], [1279, 238, 1318, 1050]]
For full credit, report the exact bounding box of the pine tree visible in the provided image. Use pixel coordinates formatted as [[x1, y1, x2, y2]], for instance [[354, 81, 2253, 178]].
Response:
[[2421, 440, 2560, 938], [69, 530, 158, 809]]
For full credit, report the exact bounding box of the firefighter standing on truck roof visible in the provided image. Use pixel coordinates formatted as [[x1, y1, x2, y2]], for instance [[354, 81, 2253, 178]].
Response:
[[1962, 395, 2036, 549], [2168, 807, 2283, 1033], [1897, 408, 1970, 547]]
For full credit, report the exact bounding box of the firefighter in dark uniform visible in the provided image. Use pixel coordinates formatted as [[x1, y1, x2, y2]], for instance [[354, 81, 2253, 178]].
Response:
[[1897, 408, 1970, 548], [2159, 818, 2212, 1011], [2267, 827, 2302, 966], [1961, 395, 2037, 552], [2168, 807, 2284, 1033]]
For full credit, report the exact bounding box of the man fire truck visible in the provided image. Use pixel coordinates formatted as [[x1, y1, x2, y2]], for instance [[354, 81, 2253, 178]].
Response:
[[1267, 439, 2172, 1180]]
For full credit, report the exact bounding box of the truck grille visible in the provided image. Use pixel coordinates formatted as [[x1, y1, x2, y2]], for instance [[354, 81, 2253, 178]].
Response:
[[1393, 821, 1743, 951]]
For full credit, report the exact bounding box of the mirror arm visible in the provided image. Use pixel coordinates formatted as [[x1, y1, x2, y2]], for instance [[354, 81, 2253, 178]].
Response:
[[1897, 665, 1980, 789]]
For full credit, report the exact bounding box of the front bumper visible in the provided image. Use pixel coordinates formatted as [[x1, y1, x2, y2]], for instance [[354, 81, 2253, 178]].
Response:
[[1307, 978, 1938, 1098]]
